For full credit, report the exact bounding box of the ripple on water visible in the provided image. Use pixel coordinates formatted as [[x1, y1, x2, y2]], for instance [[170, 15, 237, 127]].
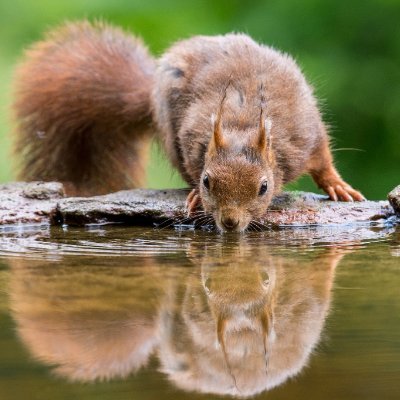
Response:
[[0, 222, 397, 259]]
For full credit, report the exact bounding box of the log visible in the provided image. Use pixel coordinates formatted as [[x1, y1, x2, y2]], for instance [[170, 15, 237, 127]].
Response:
[[388, 185, 400, 216], [0, 182, 397, 229]]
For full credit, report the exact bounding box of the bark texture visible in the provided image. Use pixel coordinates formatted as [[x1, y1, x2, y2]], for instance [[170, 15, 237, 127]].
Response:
[[0, 182, 397, 229]]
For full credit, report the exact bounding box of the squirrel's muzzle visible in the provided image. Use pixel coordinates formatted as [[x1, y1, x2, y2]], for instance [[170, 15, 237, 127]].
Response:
[[221, 217, 240, 231]]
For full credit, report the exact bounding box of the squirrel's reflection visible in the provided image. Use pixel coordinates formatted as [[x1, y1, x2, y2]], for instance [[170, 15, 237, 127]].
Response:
[[8, 237, 344, 397]]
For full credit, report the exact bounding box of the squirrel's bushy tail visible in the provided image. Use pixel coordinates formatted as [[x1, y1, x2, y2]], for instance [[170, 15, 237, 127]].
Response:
[[13, 21, 155, 196]]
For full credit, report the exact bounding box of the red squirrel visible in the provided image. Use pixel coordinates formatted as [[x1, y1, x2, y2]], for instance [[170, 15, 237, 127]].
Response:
[[12, 21, 365, 232]]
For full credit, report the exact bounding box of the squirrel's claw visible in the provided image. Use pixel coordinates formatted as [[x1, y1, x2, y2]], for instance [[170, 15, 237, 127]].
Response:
[[312, 166, 366, 202], [325, 183, 365, 202], [186, 189, 202, 216]]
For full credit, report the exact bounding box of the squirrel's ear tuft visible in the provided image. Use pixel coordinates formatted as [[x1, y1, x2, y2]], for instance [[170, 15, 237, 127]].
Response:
[[257, 110, 273, 161], [258, 114, 267, 154], [265, 118, 273, 161], [207, 113, 225, 155]]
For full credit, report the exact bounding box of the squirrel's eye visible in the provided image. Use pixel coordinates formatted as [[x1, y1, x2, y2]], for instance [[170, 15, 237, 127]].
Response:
[[203, 174, 210, 190], [259, 181, 268, 196]]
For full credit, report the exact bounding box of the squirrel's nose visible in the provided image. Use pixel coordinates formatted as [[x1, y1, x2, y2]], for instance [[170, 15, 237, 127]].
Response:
[[221, 217, 239, 230]]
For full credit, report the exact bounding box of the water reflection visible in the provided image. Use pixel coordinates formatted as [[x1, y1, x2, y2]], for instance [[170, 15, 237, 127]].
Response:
[[5, 230, 348, 398], [158, 243, 342, 397]]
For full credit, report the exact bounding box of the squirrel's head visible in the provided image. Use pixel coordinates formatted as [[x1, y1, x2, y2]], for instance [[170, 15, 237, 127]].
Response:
[[200, 111, 277, 233]]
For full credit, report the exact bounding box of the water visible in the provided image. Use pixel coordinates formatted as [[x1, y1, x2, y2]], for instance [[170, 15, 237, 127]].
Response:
[[0, 223, 399, 400]]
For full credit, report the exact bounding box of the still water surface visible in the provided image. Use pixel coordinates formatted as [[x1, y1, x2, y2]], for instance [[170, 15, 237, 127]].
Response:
[[0, 223, 399, 399]]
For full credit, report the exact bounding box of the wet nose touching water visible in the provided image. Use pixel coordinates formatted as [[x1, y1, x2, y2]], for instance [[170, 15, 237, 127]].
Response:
[[0, 223, 399, 400]]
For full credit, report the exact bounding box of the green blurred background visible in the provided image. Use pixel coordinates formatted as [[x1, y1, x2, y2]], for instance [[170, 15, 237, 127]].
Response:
[[0, 0, 399, 199]]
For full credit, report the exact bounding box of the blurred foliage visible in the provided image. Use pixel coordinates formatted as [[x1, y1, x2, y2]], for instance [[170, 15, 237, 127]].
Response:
[[0, 0, 399, 198]]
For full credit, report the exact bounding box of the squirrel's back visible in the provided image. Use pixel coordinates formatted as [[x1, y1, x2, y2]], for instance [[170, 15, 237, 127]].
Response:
[[153, 33, 324, 187], [13, 21, 155, 196]]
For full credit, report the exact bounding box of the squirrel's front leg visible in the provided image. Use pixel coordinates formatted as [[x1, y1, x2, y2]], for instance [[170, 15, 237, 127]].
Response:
[[308, 140, 365, 202], [186, 188, 202, 216]]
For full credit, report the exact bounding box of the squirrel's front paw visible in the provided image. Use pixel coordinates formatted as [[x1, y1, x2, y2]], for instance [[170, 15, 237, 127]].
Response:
[[186, 189, 202, 216], [323, 181, 366, 202]]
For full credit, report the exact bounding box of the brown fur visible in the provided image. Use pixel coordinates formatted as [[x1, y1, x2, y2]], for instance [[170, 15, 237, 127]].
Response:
[[12, 22, 364, 227], [154, 34, 365, 231], [13, 21, 155, 195]]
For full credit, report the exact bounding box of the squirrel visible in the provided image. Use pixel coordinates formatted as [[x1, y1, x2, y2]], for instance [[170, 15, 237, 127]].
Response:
[[12, 21, 365, 232]]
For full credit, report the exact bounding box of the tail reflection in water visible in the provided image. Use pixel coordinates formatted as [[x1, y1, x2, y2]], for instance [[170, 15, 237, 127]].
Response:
[[7, 235, 345, 397]]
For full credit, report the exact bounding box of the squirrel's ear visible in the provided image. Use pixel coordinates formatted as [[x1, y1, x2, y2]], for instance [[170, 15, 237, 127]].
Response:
[[208, 113, 226, 155], [257, 113, 273, 161]]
